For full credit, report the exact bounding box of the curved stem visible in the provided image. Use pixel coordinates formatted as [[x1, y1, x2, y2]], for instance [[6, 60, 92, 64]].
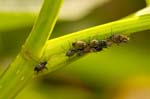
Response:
[[43, 15, 150, 73]]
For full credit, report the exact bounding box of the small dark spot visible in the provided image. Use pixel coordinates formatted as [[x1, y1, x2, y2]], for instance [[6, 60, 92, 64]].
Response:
[[34, 61, 48, 74]]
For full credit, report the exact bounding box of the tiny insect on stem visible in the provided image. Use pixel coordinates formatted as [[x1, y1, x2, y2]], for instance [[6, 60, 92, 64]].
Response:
[[65, 34, 129, 57], [34, 61, 48, 74]]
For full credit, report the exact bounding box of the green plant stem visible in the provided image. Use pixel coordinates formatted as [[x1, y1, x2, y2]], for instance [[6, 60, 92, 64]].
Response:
[[42, 15, 150, 73], [23, 0, 62, 57], [0, 0, 63, 98]]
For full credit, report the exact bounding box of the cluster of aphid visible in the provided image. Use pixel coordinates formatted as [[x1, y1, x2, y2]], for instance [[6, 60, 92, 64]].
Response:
[[66, 34, 129, 57], [34, 34, 129, 74]]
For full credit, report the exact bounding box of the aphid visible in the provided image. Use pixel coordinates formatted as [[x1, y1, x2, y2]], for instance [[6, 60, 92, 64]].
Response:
[[89, 39, 99, 48], [77, 46, 91, 56], [34, 61, 48, 74], [72, 40, 87, 50], [92, 40, 108, 52], [89, 39, 108, 52], [66, 48, 77, 57], [94, 46, 103, 51], [83, 46, 91, 53], [77, 50, 84, 56], [108, 34, 129, 44], [98, 40, 108, 48], [92, 39, 113, 52], [89, 39, 101, 52]]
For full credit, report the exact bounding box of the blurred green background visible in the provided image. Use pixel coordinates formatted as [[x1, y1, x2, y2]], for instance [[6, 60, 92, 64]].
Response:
[[0, 0, 150, 99]]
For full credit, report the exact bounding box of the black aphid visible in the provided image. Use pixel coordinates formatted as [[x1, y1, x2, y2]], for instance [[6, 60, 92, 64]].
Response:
[[76, 50, 84, 56], [89, 39, 101, 52], [89, 40, 108, 52], [77, 45, 92, 56], [98, 40, 108, 48], [66, 48, 77, 57], [93, 46, 103, 52], [34, 61, 48, 74]]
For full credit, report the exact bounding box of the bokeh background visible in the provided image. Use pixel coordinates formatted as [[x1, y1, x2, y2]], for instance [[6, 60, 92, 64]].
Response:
[[0, 0, 150, 99]]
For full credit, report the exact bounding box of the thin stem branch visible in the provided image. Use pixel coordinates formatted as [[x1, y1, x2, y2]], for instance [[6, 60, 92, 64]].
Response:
[[42, 15, 150, 73]]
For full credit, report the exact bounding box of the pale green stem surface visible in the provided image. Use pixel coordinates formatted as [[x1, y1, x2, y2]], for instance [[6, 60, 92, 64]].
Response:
[[0, 0, 63, 98]]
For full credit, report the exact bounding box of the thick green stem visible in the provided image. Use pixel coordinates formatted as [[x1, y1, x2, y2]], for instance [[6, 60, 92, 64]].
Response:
[[0, 0, 63, 98], [43, 15, 150, 73], [23, 0, 62, 58]]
